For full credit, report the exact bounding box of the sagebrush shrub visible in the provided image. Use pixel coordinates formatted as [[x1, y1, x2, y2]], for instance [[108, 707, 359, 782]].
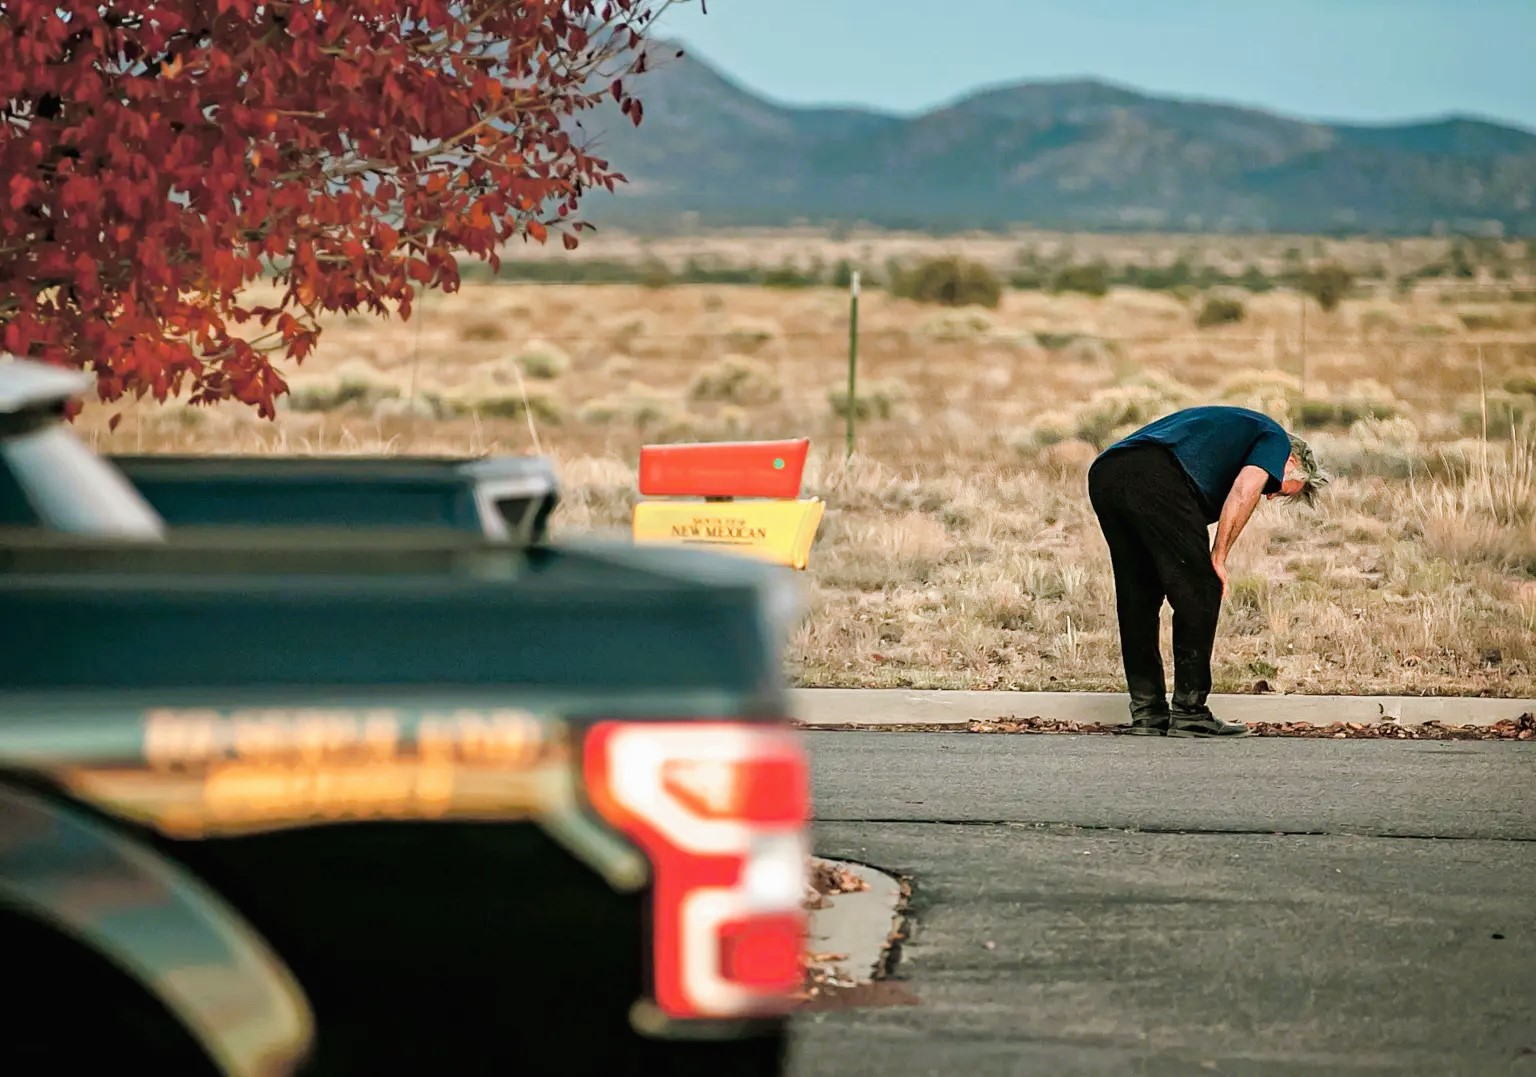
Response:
[[892, 257, 1002, 308]]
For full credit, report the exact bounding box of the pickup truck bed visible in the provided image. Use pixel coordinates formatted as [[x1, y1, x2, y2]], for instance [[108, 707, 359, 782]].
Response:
[[0, 454, 560, 541]]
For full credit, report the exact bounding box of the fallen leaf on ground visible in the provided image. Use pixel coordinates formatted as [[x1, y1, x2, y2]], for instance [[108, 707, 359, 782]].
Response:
[[809, 857, 870, 896], [792, 714, 1536, 740]]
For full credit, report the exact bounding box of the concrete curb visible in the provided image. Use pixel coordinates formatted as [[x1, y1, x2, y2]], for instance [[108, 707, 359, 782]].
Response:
[[806, 858, 905, 984], [790, 688, 1536, 729]]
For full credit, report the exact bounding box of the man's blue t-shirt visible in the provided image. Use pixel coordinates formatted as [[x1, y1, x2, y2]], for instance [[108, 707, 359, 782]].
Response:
[[1101, 406, 1291, 522]]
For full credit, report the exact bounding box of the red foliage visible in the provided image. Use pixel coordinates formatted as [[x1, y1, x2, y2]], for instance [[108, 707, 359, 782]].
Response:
[[0, 0, 676, 417]]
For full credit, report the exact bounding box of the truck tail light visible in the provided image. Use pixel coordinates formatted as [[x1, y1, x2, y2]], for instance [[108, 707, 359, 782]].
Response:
[[582, 722, 810, 1021]]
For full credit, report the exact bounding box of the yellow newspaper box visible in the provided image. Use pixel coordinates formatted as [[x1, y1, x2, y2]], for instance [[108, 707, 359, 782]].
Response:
[[631, 439, 824, 569], [632, 498, 825, 569]]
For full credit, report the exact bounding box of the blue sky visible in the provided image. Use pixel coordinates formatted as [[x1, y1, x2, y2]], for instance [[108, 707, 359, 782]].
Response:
[[654, 0, 1536, 130]]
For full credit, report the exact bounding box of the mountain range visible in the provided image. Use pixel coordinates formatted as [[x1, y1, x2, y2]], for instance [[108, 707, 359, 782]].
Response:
[[575, 43, 1536, 234]]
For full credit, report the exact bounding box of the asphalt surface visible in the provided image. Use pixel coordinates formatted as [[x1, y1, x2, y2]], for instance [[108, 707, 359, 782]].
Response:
[[789, 733, 1536, 1077]]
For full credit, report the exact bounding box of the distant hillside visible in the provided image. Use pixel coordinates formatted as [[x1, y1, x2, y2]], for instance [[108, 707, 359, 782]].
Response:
[[571, 44, 1536, 235]]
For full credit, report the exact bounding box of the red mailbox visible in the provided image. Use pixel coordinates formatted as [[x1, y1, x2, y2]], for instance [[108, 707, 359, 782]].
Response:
[[638, 438, 809, 500]]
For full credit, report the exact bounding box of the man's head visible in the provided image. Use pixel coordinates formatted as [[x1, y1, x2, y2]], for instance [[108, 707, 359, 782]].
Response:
[[1268, 433, 1331, 504]]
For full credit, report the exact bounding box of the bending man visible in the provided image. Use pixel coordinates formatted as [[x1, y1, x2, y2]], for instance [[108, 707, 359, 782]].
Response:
[[1087, 405, 1330, 737]]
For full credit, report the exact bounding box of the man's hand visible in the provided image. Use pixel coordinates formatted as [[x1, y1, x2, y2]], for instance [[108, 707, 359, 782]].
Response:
[[1210, 464, 1269, 600]]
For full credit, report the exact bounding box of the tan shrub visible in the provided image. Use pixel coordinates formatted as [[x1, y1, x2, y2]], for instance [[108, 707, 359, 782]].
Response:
[[828, 377, 911, 421], [1040, 439, 1100, 473], [724, 316, 782, 353], [689, 355, 783, 405], [1119, 369, 1195, 401], [1218, 369, 1303, 422], [1458, 389, 1535, 438], [1358, 306, 1404, 336], [995, 330, 1047, 358], [892, 256, 1002, 308], [1195, 293, 1246, 328], [920, 308, 994, 342], [285, 359, 399, 412], [603, 311, 655, 351], [1457, 307, 1513, 332], [698, 405, 752, 440], [1310, 417, 1425, 479], [1061, 336, 1117, 364], [443, 382, 564, 423], [1296, 378, 1401, 429], [601, 354, 636, 379], [578, 383, 689, 433], [144, 401, 207, 430], [1071, 378, 1191, 448], [372, 396, 442, 421], [459, 318, 509, 342], [511, 340, 572, 380], [1013, 409, 1077, 452]]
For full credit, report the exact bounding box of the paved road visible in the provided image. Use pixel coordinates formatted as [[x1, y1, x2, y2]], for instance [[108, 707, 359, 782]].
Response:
[[789, 733, 1536, 1077]]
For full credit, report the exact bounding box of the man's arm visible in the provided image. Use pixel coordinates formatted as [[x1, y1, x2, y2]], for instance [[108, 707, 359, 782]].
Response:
[[1209, 464, 1269, 598]]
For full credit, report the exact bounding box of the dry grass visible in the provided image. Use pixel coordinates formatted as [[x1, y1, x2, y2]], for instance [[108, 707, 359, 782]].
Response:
[[73, 234, 1536, 698]]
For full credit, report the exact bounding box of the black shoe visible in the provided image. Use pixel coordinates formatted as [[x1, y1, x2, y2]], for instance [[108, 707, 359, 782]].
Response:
[[1167, 710, 1249, 738], [1117, 691, 1170, 736], [1114, 715, 1169, 736]]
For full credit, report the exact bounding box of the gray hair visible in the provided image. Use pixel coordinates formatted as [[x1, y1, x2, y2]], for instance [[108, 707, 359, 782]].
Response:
[[1285, 433, 1332, 506]]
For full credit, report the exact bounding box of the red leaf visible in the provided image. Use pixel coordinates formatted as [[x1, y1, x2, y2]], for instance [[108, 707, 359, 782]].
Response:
[[561, 232, 578, 251], [8, 175, 34, 211]]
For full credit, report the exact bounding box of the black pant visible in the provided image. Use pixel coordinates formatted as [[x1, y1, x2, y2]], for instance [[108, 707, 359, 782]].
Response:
[[1087, 445, 1221, 717]]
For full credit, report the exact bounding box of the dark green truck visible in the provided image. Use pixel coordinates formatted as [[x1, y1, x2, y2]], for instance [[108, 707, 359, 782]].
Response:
[[0, 360, 810, 1075], [0, 448, 561, 541]]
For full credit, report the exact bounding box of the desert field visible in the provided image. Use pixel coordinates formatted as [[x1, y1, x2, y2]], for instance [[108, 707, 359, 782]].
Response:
[[75, 232, 1536, 699]]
